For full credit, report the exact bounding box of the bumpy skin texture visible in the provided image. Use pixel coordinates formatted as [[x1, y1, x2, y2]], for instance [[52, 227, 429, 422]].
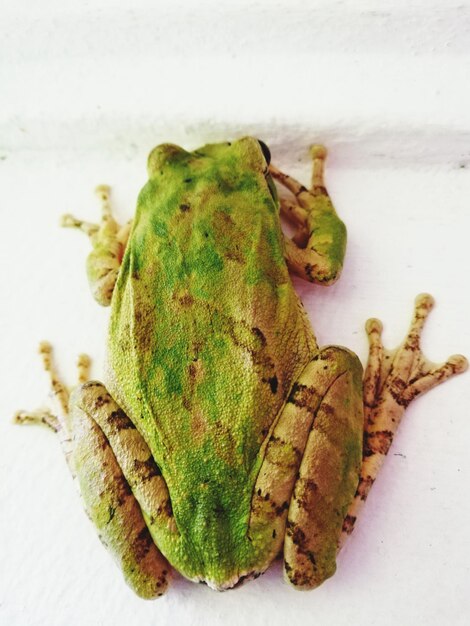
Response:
[[16, 137, 467, 597], [106, 138, 331, 585]]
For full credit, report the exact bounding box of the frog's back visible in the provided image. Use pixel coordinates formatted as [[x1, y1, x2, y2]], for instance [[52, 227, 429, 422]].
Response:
[[107, 137, 316, 584]]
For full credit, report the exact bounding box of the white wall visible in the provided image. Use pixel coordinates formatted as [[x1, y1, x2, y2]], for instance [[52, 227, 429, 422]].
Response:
[[1, 2, 469, 626]]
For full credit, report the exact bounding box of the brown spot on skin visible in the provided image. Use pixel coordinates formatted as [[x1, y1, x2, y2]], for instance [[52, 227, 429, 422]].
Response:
[[187, 358, 206, 406], [320, 402, 334, 416], [108, 409, 137, 431], [179, 293, 194, 307], [132, 527, 153, 562], [365, 430, 394, 455], [191, 409, 208, 439], [305, 263, 315, 280], [274, 501, 289, 516], [268, 376, 278, 394], [94, 395, 110, 409], [287, 383, 318, 409], [388, 381, 412, 407], [291, 525, 307, 549], [357, 475, 375, 500], [221, 212, 236, 227], [180, 203, 190, 212], [133, 457, 162, 482], [342, 514, 356, 535], [115, 475, 132, 506], [288, 569, 313, 587]]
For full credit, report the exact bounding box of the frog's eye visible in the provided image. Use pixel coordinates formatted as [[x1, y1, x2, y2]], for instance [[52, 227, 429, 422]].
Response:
[[257, 139, 271, 166]]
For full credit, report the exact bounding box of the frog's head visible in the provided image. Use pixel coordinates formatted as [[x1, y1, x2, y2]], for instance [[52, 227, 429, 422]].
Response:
[[147, 137, 271, 178]]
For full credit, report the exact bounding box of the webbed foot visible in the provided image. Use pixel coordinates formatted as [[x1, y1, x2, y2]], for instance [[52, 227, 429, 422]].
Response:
[[340, 294, 467, 545]]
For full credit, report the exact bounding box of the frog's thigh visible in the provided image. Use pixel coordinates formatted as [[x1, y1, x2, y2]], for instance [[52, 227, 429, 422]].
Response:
[[249, 347, 363, 588], [70, 382, 171, 598]]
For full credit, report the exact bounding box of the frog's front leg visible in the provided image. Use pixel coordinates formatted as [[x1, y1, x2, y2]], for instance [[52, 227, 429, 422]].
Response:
[[15, 345, 172, 599], [270, 146, 346, 285], [61, 185, 131, 306]]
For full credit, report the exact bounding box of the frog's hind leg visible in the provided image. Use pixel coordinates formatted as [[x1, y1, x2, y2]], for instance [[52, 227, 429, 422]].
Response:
[[339, 294, 468, 546], [61, 185, 131, 306], [69, 382, 172, 598], [247, 347, 364, 589], [15, 345, 172, 599], [270, 146, 347, 285]]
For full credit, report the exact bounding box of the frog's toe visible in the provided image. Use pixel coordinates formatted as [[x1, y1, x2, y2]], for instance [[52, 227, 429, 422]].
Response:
[[364, 294, 467, 413]]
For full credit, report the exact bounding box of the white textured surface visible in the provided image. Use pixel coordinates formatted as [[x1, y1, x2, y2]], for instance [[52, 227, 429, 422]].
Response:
[[1, 2, 470, 625]]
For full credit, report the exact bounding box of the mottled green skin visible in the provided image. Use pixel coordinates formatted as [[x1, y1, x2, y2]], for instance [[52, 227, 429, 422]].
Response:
[[106, 137, 316, 585]]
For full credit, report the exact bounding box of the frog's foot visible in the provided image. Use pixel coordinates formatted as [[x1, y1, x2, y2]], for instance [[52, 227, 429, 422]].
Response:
[[339, 294, 468, 547], [61, 185, 131, 306], [14, 342, 91, 467], [269, 146, 346, 285], [248, 347, 364, 590]]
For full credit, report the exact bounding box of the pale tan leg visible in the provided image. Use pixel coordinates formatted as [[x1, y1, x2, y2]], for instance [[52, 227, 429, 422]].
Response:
[[340, 294, 468, 545], [61, 185, 131, 306], [71, 384, 172, 598], [247, 347, 363, 589], [15, 344, 172, 598]]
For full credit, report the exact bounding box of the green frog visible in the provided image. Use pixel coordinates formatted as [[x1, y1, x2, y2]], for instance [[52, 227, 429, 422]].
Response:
[[16, 137, 467, 598]]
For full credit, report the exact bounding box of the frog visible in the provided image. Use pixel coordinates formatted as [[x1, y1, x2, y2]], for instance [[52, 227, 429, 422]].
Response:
[[15, 136, 468, 598]]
